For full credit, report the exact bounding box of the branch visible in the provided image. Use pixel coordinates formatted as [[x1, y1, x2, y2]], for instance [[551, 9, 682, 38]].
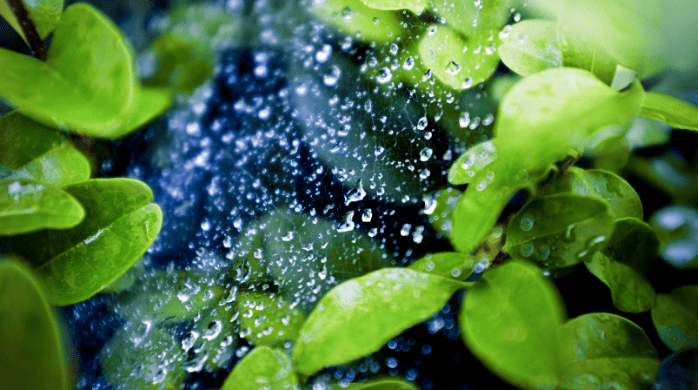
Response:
[[7, 0, 47, 61]]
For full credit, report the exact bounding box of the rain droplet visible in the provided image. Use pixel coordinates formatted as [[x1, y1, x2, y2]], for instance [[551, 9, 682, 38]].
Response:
[[520, 214, 534, 231], [315, 44, 332, 63], [323, 65, 341, 87], [417, 116, 429, 130], [362, 208, 373, 222], [445, 60, 462, 75], [520, 242, 535, 257], [459, 112, 471, 128], [461, 77, 473, 89], [403, 56, 415, 71], [376, 67, 393, 84], [419, 147, 433, 161]]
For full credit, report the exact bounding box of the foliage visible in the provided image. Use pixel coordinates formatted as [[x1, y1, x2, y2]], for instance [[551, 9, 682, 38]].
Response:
[[2, 0, 698, 389]]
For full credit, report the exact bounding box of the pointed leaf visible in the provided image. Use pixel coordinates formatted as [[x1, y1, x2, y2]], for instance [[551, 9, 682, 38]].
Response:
[[505, 194, 615, 268], [408, 252, 476, 281], [498, 20, 562, 76], [222, 346, 298, 390], [359, 0, 426, 14], [543, 167, 643, 220], [459, 260, 566, 389], [585, 218, 659, 313], [651, 285, 698, 351], [417, 24, 500, 90], [0, 0, 63, 40], [0, 259, 68, 390], [0, 178, 162, 305], [0, 179, 84, 235], [560, 313, 660, 390], [640, 92, 698, 131], [0, 112, 90, 187], [292, 268, 466, 376]]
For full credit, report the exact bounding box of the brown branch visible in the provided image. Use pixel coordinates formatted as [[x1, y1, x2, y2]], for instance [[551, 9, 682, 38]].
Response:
[[7, 0, 47, 60]]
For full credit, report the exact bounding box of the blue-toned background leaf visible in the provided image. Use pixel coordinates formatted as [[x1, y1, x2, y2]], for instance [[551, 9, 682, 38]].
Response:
[[653, 349, 698, 390], [650, 205, 698, 270]]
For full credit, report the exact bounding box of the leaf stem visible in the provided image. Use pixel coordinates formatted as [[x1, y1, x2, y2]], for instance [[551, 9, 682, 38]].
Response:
[[7, 0, 47, 61]]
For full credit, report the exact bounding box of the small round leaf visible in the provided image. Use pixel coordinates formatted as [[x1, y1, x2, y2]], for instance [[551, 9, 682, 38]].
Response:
[[651, 285, 698, 352]]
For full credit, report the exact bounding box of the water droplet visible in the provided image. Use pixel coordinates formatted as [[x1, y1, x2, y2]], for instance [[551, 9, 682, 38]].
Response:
[[420, 147, 433, 162], [400, 223, 412, 236], [520, 242, 535, 257], [461, 77, 473, 89], [417, 116, 428, 130], [520, 214, 534, 231], [323, 65, 341, 87], [376, 67, 393, 84], [362, 208, 373, 222], [403, 56, 415, 71], [315, 44, 332, 63], [459, 112, 471, 128], [445, 60, 461, 75]]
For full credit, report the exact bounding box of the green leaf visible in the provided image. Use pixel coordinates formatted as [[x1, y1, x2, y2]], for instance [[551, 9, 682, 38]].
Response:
[[0, 112, 90, 187], [0, 179, 85, 235], [624, 117, 670, 150], [559, 313, 660, 390], [408, 252, 476, 281], [498, 20, 562, 77], [0, 3, 171, 138], [0, 259, 69, 390], [543, 167, 643, 220], [426, 187, 461, 238], [222, 346, 298, 390], [237, 290, 305, 347], [143, 33, 213, 93], [585, 218, 659, 313], [459, 260, 565, 389], [495, 68, 645, 152], [417, 24, 500, 90], [651, 285, 698, 351], [448, 140, 498, 185], [505, 194, 615, 268], [292, 268, 466, 376], [499, 20, 617, 84], [308, 0, 404, 44], [119, 86, 172, 134], [0, 178, 162, 305], [0, 0, 64, 40], [359, 0, 426, 14], [431, 0, 510, 42], [640, 92, 698, 131]]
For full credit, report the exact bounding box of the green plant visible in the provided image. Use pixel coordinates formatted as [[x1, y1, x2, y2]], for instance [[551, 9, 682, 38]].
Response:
[[2, 0, 698, 389]]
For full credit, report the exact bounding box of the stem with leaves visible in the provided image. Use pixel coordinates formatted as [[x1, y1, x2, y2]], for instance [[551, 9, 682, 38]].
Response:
[[6, 0, 47, 60]]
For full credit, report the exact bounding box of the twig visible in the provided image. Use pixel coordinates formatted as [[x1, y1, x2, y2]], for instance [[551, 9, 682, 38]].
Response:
[[7, 0, 47, 61]]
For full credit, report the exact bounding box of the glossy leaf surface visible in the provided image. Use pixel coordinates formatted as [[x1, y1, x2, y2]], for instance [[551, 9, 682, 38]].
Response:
[[292, 268, 465, 376], [543, 167, 643, 220], [408, 252, 476, 281], [0, 179, 85, 235], [1, 179, 162, 305], [431, 0, 509, 42], [0, 0, 63, 40], [360, 0, 425, 14], [0, 4, 170, 138], [651, 285, 698, 351], [641, 92, 698, 131], [0, 112, 90, 187], [418, 24, 500, 90], [585, 218, 659, 313], [448, 140, 498, 185], [505, 194, 615, 268], [559, 313, 660, 390], [460, 260, 565, 389], [222, 346, 298, 390], [0, 260, 68, 390], [237, 290, 305, 347]]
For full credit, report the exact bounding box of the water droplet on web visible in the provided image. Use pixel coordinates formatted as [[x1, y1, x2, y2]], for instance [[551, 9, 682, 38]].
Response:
[[376, 67, 393, 84], [362, 208, 373, 222], [419, 147, 433, 162], [403, 56, 415, 71], [323, 65, 341, 87], [400, 223, 412, 236], [389, 43, 399, 56], [417, 116, 428, 130], [459, 112, 471, 128], [315, 44, 332, 63]]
